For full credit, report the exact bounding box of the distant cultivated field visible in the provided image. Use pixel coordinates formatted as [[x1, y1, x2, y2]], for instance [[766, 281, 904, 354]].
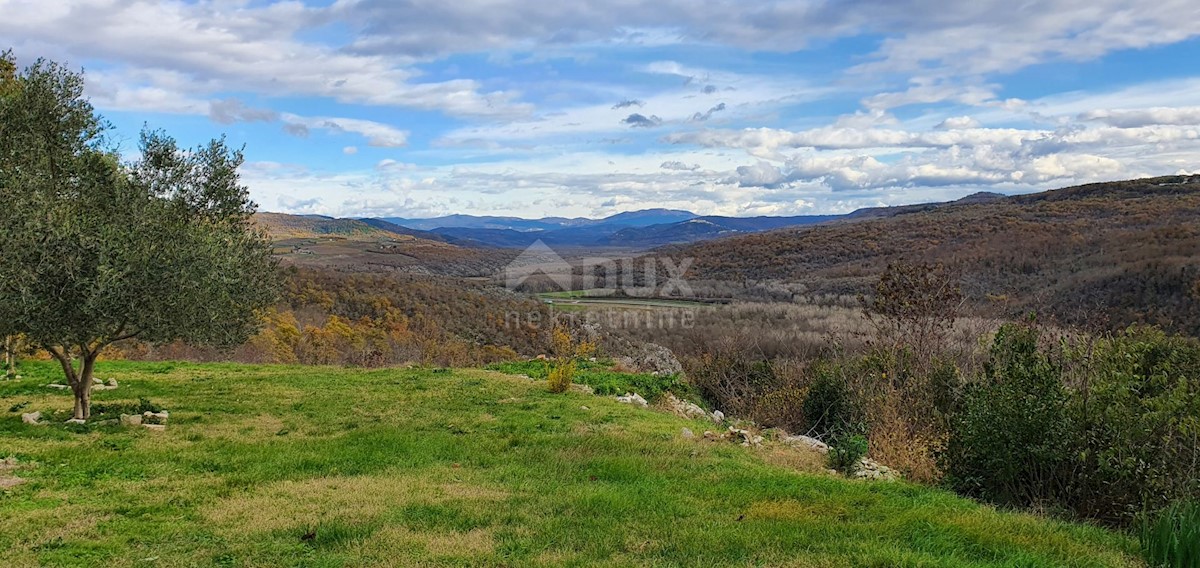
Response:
[[1, 361, 1137, 567]]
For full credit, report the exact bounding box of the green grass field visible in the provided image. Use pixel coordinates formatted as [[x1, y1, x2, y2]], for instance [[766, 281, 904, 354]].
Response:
[[0, 361, 1139, 567]]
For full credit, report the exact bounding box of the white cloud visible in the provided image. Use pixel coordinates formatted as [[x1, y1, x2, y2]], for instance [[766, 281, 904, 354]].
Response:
[[1, 0, 532, 118], [937, 116, 982, 130], [281, 114, 409, 147], [1080, 107, 1200, 128]]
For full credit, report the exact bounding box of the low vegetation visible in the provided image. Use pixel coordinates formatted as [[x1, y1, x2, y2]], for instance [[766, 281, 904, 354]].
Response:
[[1, 361, 1140, 566], [682, 263, 1200, 536]]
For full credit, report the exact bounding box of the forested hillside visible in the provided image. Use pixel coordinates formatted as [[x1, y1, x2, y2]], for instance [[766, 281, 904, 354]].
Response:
[[666, 176, 1200, 335]]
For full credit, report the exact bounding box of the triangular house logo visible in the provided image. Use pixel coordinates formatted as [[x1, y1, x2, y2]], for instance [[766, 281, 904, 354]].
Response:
[[504, 240, 574, 291]]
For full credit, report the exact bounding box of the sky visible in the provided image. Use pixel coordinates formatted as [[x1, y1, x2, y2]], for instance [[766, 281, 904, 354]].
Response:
[[3, 0, 1200, 219]]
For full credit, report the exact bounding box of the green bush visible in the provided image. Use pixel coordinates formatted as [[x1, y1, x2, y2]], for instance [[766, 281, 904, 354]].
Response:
[[802, 364, 859, 440], [829, 434, 869, 477], [1141, 501, 1200, 568], [945, 323, 1200, 526], [1071, 327, 1200, 524], [944, 322, 1076, 508]]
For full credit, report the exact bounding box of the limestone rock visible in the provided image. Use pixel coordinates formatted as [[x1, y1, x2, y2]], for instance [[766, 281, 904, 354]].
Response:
[[120, 414, 143, 426], [854, 458, 899, 481], [728, 426, 764, 447], [615, 342, 682, 376], [142, 411, 169, 425], [142, 424, 166, 432], [64, 418, 86, 425], [711, 410, 725, 423], [20, 411, 42, 425], [681, 427, 695, 439], [782, 435, 830, 454], [46, 383, 70, 390], [615, 392, 648, 407], [663, 394, 710, 421]]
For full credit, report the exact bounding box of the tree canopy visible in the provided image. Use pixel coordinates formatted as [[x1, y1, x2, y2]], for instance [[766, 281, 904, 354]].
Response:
[[0, 51, 279, 419]]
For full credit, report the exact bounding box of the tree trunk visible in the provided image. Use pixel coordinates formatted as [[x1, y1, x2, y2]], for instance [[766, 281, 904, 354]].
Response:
[[49, 346, 97, 421], [3, 336, 13, 379], [71, 353, 97, 420]]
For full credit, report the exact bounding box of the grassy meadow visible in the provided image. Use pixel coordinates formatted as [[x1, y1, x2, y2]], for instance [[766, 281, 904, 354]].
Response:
[[0, 361, 1140, 567]]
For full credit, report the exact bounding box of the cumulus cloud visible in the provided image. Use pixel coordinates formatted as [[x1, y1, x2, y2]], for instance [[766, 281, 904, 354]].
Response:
[[623, 113, 663, 128], [277, 195, 322, 212], [937, 116, 982, 130], [0, 0, 532, 119], [734, 161, 786, 187]]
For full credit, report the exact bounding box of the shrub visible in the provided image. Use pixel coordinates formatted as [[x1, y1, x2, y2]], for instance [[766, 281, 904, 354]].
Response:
[[828, 434, 869, 477], [547, 360, 576, 393], [802, 364, 859, 440], [1141, 501, 1200, 568], [1069, 327, 1200, 524], [944, 322, 1076, 508], [752, 386, 806, 433], [686, 353, 778, 416]]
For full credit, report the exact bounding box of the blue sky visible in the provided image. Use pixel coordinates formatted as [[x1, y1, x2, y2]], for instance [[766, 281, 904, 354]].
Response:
[[4, 0, 1199, 218]]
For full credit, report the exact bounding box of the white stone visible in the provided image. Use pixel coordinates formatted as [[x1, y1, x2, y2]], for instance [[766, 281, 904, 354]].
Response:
[[143, 411, 169, 425], [20, 412, 41, 425], [681, 427, 695, 439], [64, 418, 86, 425], [711, 410, 725, 423], [120, 414, 143, 426], [615, 392, 648, 407], [664, 394, 710, 420], [46, 383, 69, 390], [783, 435, 830, 454]]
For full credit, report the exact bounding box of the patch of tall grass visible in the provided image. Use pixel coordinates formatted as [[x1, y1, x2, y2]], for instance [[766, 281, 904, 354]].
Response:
[[1141, 501, 1200, 568]]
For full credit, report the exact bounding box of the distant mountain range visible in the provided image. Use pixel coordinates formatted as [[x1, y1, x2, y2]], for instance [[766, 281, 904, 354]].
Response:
[[377, 209, 845, 248], [258, 194, 1020, 250]]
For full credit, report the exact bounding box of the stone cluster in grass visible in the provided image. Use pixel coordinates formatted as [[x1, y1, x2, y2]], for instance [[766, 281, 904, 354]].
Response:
[[20, 408, 169, 431], [45, 377, 119, 391], [602, 384, 897, 481], [780, 434, 898, 481]]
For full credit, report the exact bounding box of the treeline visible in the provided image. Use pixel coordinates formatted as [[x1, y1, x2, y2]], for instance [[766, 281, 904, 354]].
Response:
[[663, 176, 1200, 336], [685, 262, 1200, 528], [109, 267, 557, 367]]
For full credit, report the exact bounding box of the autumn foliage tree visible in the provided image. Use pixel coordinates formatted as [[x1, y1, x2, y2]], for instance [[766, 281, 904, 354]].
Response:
[[0, 52, 278, 419]]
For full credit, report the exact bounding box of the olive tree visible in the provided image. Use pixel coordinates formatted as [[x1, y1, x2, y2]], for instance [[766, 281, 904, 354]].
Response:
[[0, 52, 279, 419]]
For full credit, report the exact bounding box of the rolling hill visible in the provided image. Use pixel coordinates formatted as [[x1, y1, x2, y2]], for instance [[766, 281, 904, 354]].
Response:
[[252, 213, 511, 276], [662, 175, 1200, 335]]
